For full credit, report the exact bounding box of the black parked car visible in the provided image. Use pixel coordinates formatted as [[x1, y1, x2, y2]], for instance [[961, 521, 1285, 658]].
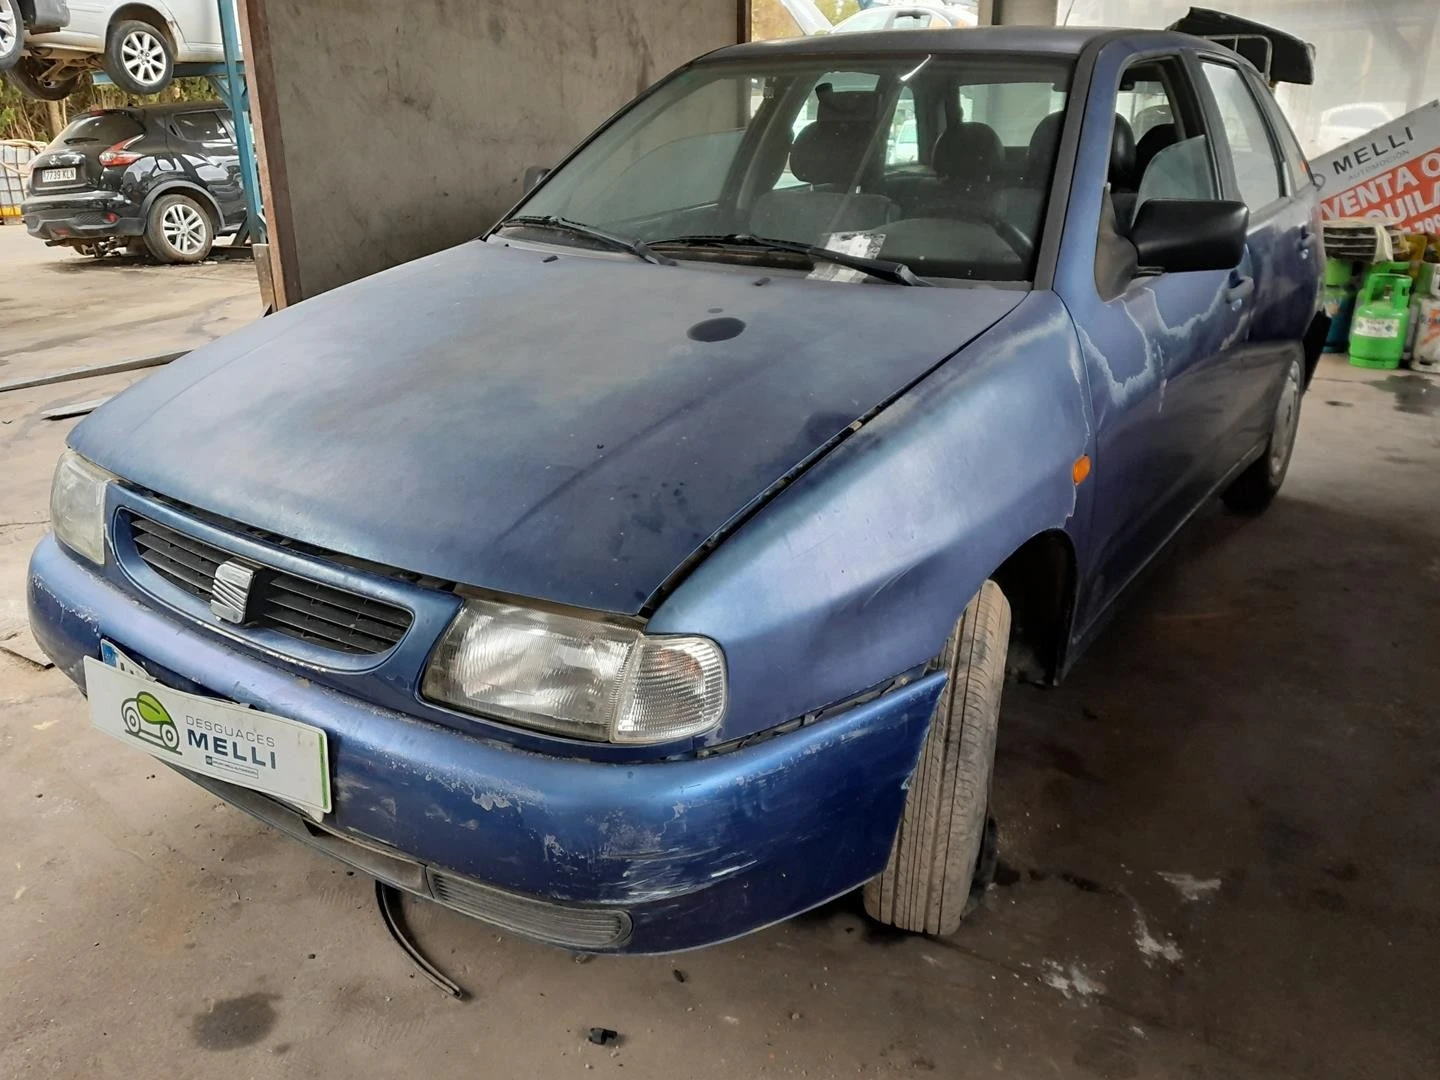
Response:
[[22, 102, 246, 263]]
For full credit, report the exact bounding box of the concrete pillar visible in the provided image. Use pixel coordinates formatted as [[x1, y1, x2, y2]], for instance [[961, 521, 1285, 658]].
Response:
[[979, 0, 1060, 26], [239, 0, 744, 306]]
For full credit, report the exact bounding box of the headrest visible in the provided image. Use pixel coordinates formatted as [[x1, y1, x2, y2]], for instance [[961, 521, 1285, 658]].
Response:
[[789, 121, 871, 186], [933, 122, 1003, 182], [1027, 111, 1066, 180], [1135, 123, 1179, 176], [1031, 110, 1065, 162], [814, 83, 880, 123], [1110, 114, 1136, 187]]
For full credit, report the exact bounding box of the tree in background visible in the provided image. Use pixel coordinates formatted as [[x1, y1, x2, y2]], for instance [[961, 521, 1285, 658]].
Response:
[[1, 76, 213, 142], [751, 0, 864, 41]]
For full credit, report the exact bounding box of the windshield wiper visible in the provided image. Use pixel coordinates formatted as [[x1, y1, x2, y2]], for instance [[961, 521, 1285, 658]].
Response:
[[497, 214, 675, 266], [650, 233, 926, 287]]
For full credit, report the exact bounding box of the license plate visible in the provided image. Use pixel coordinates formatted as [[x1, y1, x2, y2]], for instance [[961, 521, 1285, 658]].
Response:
[[85, 646, 331, 813], [43, 167, 77, 182]]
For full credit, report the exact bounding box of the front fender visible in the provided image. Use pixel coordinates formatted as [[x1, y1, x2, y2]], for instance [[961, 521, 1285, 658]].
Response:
[[650, 291, 1094, 740]]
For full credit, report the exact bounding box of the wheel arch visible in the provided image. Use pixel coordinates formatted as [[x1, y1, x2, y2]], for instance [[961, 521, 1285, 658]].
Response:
[[990, 528, 1078, 685], [142, 181, 223, 230], [107, 3, 178, 48]]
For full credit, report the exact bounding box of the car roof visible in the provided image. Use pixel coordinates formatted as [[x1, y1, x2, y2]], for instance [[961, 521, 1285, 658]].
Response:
[[82, 101, 228, 119], [706, 26, 1205, 62]]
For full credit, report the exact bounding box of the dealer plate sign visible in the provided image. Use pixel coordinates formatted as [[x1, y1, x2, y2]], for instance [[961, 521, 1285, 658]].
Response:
[[84, 650, 331, 813]]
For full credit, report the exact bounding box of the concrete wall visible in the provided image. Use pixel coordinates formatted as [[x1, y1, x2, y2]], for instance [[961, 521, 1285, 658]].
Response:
[[241, 0, 744, 304]]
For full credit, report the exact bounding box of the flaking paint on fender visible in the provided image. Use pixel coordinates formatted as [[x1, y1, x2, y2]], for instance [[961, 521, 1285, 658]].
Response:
[[649, 291, 1093, 736]]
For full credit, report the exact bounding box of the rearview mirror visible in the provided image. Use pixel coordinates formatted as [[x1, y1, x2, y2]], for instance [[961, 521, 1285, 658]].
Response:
[[1129, 199, 1249, 274], [522, 165, 550, 193]]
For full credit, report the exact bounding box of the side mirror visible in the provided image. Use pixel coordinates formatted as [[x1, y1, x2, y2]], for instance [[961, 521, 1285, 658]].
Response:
[[1129, 199, 1249, 274], [522, 165, 550, 193]]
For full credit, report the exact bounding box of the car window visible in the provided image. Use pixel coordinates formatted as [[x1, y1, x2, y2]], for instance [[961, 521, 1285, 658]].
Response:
[[1199, 61, 1284, 211], [171, 111, 231, 144], [513, 55, 1074, 283], [1253, 77, 1311, 193], [1118, 60, 1219, 208], [959, 81, 1066, 147], [540, 77, 757, 223], [51, 111, 143, 149], [886, 86, 919, 166]]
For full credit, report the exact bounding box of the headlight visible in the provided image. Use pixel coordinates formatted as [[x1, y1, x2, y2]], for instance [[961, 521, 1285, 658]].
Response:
[[421, 598, 727, 744], [50, 449, 116, 565]]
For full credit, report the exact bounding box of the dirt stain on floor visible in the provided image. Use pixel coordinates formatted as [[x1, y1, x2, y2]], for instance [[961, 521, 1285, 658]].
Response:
[[190, 993, 279, 1050], [1367, 373, 1436, 416]]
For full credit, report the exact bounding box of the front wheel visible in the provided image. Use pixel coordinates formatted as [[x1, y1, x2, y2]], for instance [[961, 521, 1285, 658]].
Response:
[[1223, 356, 1303, 514], [863, 580, 1011, 936], [104, 19, 173, 95], [0, 0, 23, 73], [3, 56, 81, 100], [144, 194, 214, 264]]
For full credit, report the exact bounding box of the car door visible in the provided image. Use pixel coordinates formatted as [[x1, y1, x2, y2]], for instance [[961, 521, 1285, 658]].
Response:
[[1056, 49, 1250, 637], [169, 109, 243, 224], [163, 0, 222, 53], [1192, 55, 1319, 465]]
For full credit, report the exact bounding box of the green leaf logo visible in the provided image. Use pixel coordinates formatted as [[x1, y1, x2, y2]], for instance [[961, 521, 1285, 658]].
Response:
[[135, 691, 172, 727]]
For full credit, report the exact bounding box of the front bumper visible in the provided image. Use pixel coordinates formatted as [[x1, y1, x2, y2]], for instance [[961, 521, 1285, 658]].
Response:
[[21, 191, 144, 242], [28, 535, 943, 954]]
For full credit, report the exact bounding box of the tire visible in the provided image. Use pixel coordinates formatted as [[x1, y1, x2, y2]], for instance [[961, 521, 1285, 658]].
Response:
[[122, 702, 142, 734], [1222, 355, 1303, 514], [0, 0, 23, 74], [104, 19, 173, 95], [864, 580, 1012, 936], [144, 193, 214, 263], [3, 56, 81, 100], [160, 723, 179, 750]]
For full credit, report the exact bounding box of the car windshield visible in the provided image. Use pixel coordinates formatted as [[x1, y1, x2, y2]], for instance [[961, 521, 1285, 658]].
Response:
[[500, 54, 1072, 283], [52, 111, 144, 148]]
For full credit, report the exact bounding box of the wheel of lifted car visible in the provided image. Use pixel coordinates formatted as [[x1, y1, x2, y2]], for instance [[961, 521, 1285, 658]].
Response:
[[0, 0, 23, 74], [144, 193, 214, 264], [864, 580, 1011, 937], [104, 19, 174, 96], [3, 56, 81, 100], [1223, 356, 1304, 514]]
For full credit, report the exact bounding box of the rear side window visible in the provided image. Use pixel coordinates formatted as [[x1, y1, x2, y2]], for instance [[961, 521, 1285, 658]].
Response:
[[51, 111, 144, 150], [171, 111, 231, 144], [1199, 62, 1284, 211]]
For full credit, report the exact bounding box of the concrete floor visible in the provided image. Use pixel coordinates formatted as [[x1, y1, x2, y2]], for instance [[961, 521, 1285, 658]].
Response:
[[2, 223, 1438, 1079]]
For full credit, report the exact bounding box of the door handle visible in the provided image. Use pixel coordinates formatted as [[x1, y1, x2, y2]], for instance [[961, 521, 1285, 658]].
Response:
[[1225, 274, 1254, 304], [1297, 226, 1315, 258]]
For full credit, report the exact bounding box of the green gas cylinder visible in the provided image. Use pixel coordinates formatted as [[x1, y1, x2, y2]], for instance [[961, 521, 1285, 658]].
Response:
[[1349, 273, 1411, 370]]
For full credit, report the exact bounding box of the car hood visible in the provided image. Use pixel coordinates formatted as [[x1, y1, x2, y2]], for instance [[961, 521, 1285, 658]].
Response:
[[73, 240, 1024, 614]]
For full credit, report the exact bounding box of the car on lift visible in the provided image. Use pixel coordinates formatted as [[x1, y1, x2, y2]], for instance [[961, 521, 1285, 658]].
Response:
[[2, 0, 225, 99], [22, 102, 245, 261], [0, 0, 67, 72], [30, 26, 1323, 955]]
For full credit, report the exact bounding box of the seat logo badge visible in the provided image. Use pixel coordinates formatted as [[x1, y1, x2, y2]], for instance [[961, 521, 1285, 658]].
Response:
[[211, 559, 258, 624]]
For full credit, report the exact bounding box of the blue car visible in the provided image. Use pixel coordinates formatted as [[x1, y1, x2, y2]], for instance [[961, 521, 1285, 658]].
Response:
[[30, 27, 1322, 953]]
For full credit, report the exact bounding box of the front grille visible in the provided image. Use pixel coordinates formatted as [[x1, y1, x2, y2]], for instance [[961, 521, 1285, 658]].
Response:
[[429, 870, 633, 949], [128, 514, 413, 655]]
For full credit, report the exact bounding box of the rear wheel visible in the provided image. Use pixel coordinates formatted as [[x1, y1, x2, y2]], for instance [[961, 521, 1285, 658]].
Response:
[[864, 580, 1011, 936], [1222, 356, 1303, 514], [144, 194, 213, 263], [3, 56, 82, 100], [104, 19, 173, 95], [0, 0, 23, 73]]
